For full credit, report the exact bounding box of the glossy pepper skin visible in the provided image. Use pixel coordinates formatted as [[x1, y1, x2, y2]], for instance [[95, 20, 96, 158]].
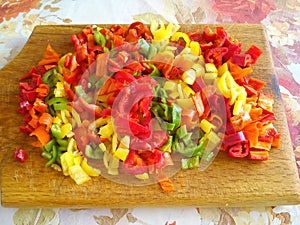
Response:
[[14, 148, 27, 163]]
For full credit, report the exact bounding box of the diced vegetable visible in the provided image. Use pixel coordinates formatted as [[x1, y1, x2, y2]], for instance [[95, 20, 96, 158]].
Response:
[[16, 21, 279, 191]]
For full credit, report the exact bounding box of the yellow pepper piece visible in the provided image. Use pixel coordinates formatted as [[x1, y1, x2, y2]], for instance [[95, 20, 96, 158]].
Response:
[[204, 130, 221, 152], [81, 158, 101, 177], [61, 123, 72, 138], [233, 99, 244, 116], [217, 71, 231, 98], [176, 98, 194, 109], [182, 69, 196, 85], [111, 132, 118, 153], [190, 41, 200, 55], [119, 135, 130, 149], [107, 168, 119, 176], [69, 165, 91, 185], [74, 155, 83, 166], [114, 147, 129, 161], [192, 63, 205, 77], [150, 21, 175, 41], [177, 83, 185, 99], [171, 32, 190, 47], [54, 81, 66, 98], [206, 130, 221, 145], [205, 63, 218, 73], [65, 151, 75, 167], [218, 63, 228, 76], [99, 143, 107, 152], [109, 156, 119, 169], [200, 119, 216, 133], [67, 137, 75, 152], [60, 109, 71, 124], [181, 81, 195, 96], [135, 172, 149, 180], [60, 153, 69, 176], [164, 80, 178, 92], [53, 116, 62, 125], [204, 72, 218, 80], [98, 121, 114, 139]]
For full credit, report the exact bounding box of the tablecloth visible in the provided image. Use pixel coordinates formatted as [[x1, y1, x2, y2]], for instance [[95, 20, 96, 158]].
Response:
[[0, 0, 300, 224]]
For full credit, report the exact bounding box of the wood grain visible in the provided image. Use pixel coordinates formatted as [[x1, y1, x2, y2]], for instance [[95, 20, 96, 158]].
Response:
[[1, 24, 300, 208]]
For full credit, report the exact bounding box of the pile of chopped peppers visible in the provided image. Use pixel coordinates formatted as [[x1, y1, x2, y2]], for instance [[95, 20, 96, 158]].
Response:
[[17, 21, 280, 192]]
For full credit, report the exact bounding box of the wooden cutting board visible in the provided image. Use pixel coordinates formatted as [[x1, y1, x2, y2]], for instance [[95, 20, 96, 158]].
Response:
[[1, 24, 300, 208]]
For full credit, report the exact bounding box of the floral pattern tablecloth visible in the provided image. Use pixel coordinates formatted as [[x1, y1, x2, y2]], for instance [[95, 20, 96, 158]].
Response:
[[0, 0, 300, 224]]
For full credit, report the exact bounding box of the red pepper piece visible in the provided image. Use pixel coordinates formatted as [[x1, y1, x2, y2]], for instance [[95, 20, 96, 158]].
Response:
[[21, 89, 36, 102], [248, 77, 266, 91], [139, 149, 165, 169], [96, 52, 109, 78], [245, 45, 263, 65], [14, 148, 27, 163], [191, 76, 206, 92], [19, 67, 37, 81], [125, 28, 139, 42], [36, 84, 50, 98], [205, 47, 228, 67], [228, 142, 250, 158], [123, 150, 148, 175], [20, 125, 34, 134], [33, 98, 48, 113], [213, 26, 228, 47], [62, 68, 80, 85], [77, 97, 102, 119], [248, 150, 269, 160], [37, 44, 60, 67], [64, 85, 75, 101], [200, 42, 213, 51], [223, 42, 242, 61], [187, 29, 202, 42], [231, 54, 252, 67], [125, 61, 145, 73], [114, 70, 136, 84], [191, 92, 205, 118], [223, 131, 250, 158], [203, 26, 217, 42]]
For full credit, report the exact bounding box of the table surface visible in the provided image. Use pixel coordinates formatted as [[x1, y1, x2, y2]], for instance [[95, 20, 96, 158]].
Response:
[[0, 0, 299, 224]]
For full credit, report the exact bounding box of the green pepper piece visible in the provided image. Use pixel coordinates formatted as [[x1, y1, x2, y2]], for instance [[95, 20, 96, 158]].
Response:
[[148, 64, 160, 77], [160, 103, 169, 120], [165, 122, 176, 131], [95, 76, 107, 90], [43, 139, 56, 152], [160, 135, 173, 152], [176, 125, 187, 139], [193, 136, 207, 157], [85, 145, 103, 159], [171, 103, 181, 128], [74, 85, 93, 103], [56, 139, 68, 147], [42, 69, 54, 84], [148, 44, 157, 60], [138, 38, 150, 55], [53, 102, 68, 111], [41, 151, 52, 160], [58, 145, 67, 152], [182, 132, 193, 146], [51, 124, 63, 139], [47, 97, 69, 106], [94, 30, 106, 47], [181, 155, 200, 170], [45, 145, 58, 167], [202, 151, 214, 161], [151, 104, 163, 118]]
